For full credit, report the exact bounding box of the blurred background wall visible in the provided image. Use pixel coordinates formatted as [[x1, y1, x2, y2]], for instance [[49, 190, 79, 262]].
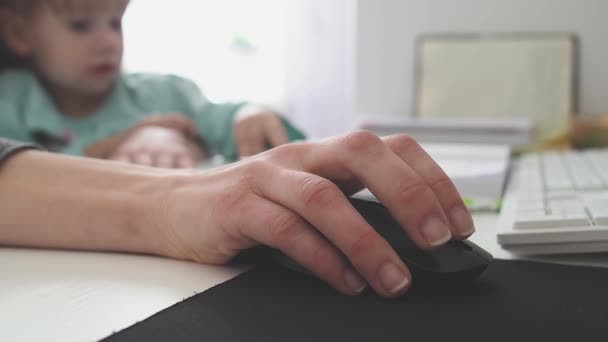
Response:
[[124, 0, 608, 138]]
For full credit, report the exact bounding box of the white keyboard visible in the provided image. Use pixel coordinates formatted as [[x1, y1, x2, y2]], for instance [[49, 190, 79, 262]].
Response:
[[497, 149, 608, 254]]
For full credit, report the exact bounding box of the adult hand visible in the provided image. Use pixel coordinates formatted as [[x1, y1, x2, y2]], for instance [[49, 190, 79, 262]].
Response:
[[109, 126, 204, 168], [233, 105, 289, 157], [153, 131, 475, 297]]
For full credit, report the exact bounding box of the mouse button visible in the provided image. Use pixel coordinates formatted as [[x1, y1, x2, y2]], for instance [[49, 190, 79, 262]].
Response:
[[351, 201, 417, 249], [358, 198, 384, 208], [461, 240, 494, 262], [471, 245, 494, 263], [455, 240, 473, 251], [278, 254, 314, 276], [427, 245, 489, 273], [394, 247, 439, 270], [374, 223, 417, 250]]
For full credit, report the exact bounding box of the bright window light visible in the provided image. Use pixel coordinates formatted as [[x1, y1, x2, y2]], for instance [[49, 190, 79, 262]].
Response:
[[123, 0, 287, 106]]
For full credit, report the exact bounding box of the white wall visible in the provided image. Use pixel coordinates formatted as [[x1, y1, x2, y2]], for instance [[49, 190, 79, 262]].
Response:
[[357, 0, 608, 116], [123, 0, 287, 105], [285, 0, 357, 138]]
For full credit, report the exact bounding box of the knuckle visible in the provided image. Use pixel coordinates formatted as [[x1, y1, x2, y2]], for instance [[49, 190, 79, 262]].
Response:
[[298, 176, 342, 209], [393, 134, 418, 148], [310, 243, 336, 271], [212, 187, 249, 223], [211, 187, 257, 235], [267, 142, 297, 160], [427, 175, 454, 192], [396, 180, 432, 204], [348, 229, 383, 258], [390, 134, 419, 155], [269, 211, 305, 248], [243, 159, 273, 176], [342, 130, 384, 155], [211, 167, 265, 223], [269, 143, 290, 157]]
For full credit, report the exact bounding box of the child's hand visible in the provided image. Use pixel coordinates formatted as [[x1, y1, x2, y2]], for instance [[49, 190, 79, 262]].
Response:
[[109, 126, 204, 168], [233, 106, 289, 157], [137, 113, 198, 138], [85, 113, 199, 159]]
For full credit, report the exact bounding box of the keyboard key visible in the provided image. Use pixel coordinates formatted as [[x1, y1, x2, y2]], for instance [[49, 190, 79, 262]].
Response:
[[517, 202, 545, 212], [564, 154, 604, 190], [545, 190, 577, 200], [587, 199, 608, 225], [584, 151, 608, 187], [514, 213, 589, 229], [543, 154, 575, 190], [499, 148, 608, 253], [547, 199, 585, 212]]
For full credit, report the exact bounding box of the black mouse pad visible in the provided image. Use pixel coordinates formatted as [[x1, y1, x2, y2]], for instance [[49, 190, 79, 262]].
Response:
[[103, 260, 608, 342]]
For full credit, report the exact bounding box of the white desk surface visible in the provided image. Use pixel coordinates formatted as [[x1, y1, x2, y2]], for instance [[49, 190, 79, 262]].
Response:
[[3, 212, 608, 342]]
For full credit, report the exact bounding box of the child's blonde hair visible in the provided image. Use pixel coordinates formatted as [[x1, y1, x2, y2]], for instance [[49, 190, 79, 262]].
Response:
[[1, 0, 112, 13], [0, 0, 45, 70], [0, 0, 28, 70], [0, 0, 127, 70]]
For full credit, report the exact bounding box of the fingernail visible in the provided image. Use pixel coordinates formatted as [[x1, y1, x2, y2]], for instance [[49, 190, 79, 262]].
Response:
[[379, 262, 410, 294], [343, 268, 367, 294], [422, 217, 452, 247], [450, 206, 476, 236]]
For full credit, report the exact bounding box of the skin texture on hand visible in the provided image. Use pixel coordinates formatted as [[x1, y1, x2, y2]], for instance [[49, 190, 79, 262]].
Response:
[[154, 132, 476, 298], [0, 131, 475, 298]]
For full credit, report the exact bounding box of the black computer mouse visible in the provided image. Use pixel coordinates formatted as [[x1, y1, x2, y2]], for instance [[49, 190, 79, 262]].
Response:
[[274, 197, 493, 288]]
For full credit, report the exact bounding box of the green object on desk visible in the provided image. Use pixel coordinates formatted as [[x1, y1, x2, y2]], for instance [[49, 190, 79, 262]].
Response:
[[462, 197, 503, 212]]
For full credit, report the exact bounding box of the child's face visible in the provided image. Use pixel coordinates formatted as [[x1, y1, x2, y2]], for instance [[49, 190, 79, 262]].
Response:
[[17, 0, 129, 97]]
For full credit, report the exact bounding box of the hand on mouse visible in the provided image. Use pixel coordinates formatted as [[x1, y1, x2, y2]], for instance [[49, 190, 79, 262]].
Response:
[[2, 131, 473, 298], [152, 131, 475, 297], [233, 104, 289, 158]]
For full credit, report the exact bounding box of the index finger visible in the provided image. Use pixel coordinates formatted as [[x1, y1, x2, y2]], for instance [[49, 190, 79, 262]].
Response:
[[306, 131, 454, 250], [252, 163, 411, 297], [384, 135, 475, 239]]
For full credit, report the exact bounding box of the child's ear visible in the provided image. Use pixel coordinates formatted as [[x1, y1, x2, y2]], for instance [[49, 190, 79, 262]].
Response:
[[0, 10, 33, 58]]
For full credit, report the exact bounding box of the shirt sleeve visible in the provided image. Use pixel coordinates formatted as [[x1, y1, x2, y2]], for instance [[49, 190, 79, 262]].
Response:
[[0, 138, 39, 167], [0, 90, 35, 144]]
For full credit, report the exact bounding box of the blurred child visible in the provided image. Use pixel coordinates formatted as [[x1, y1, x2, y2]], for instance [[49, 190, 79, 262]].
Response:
[[0, 0, 304, 168]]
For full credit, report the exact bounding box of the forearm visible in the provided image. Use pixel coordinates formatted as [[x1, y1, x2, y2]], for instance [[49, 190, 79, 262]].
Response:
[[0, 150, 170, 255]]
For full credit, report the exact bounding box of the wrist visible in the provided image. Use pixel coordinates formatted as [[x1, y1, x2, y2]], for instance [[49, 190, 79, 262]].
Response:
[[129, 169, 205, 259], [125, 169, 182, 257]]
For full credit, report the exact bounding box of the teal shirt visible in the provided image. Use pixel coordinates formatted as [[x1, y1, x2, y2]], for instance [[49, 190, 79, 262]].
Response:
[[0, 69, 305, 161]]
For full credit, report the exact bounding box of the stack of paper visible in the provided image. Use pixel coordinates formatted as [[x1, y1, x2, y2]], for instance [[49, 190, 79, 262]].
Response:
[[355, 143, 511, 211], [355, 116, 533, 148]]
